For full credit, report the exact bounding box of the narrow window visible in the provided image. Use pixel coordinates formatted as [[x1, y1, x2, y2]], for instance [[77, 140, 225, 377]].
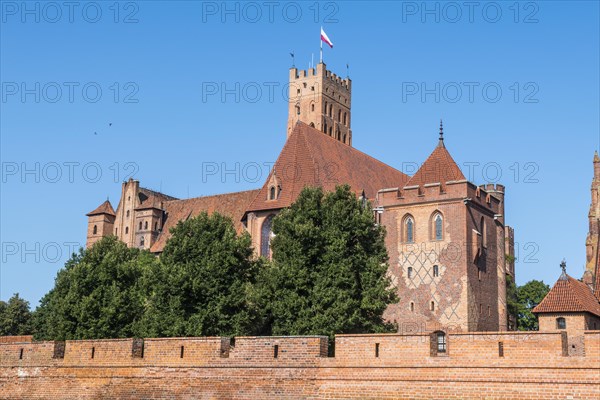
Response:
[[19, 348, 23, 360], [139, 221, 142, 230], [324, 101, 328, 113], [375, 343, 380, 358], [125, 227, 129, 234], [405, 217, 414, 243], [126, 210, 130, 217], [433, 265, 439, 277], [479, 304, 483, 314], [269, 186, 276, 200], [180, 346, 185, 358], [430, 301, 435, 311], [480, 217, 487, 248], [311, 103, 315, 112], [498, 342, 504, 357], [140, 236, 145, 247], [323, 122, 328, 134], [154, 222, 158, 231], [478, 269, 482, 281], [91, 347, 95, 359], [410, 302, 414, 312], [434, 214, 443, 240], [93, 225, 97, 235], [273, 345, 279, 358], [338, 109, 341, 122], [408, 267, 413, 279], [556, 317, 566, 329], [261, 215, 275, 258], [144, 221, 148, 230], [343, 112, 347, 125], [329, 104, 333, 117], [436, 332, 446, 353], [488, 305, 491, 316]]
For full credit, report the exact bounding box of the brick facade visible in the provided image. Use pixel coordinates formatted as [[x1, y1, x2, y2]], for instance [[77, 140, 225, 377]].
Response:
[[1, 332, 598, 399]]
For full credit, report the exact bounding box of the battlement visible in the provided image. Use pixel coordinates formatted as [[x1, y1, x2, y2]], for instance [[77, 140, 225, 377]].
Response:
[[2, 333, 598, 399], [289, 63, 351, 90]]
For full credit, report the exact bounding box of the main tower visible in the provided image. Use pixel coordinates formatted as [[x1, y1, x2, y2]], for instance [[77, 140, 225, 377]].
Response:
[[287, 62, 352, 145]]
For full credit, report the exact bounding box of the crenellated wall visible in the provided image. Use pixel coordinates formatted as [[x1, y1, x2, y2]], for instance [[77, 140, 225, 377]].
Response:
[[1, 332, 598, 399]]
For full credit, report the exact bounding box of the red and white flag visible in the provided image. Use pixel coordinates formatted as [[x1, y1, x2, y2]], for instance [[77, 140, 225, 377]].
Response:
[[321, 27, 333, 48]]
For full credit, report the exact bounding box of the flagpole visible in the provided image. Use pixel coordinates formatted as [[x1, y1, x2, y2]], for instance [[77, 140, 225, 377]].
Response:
[[320, 27, 323, 64]]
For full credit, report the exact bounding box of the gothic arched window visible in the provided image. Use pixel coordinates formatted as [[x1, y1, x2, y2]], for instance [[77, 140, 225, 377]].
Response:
[[338, 109, 341, 122], [433, 213, 443, 240], [269, 186, 276, 200], [343, 112, 347, 125], [260, 215, 275, 258], [139, 221, 142, 230], [480, 217, 487, 248], [329, 104, 333, 117], [140, 236, 145, 247], [144, 221, 148, 230], [93, 225, 97, 235], [126, 210, 130, 217], [404, 215, 415, 243]]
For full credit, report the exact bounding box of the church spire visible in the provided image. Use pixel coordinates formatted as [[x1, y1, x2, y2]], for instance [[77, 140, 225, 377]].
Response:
[[438, 119, 445, 148]]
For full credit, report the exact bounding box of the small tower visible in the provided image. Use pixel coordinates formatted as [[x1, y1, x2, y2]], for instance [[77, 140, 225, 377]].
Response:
[[86, 200, 116, 248], [287, 62, 352, 145]]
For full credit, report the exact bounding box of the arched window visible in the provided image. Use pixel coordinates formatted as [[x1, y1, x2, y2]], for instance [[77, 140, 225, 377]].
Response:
[[556, 317, 566, 329], [407, 267, 413, 279], [139, 221, 142, 230], [125, 227, 129, 234], [323, 122, 328, 134], [329, 104, 333, 117], [410, 302, 414, 312], [343, 112, 347, 125], [140, 236, 145, 247], [154, 222, 158, 231], [311, 103, 315, 112], [404, 215, 415, 243], [126, 210, 130, 217], [269, 186, 276, 200], [261, 215, 275, 258], [144, 221, 148, 230], [431, 301, 435, 311], [338, 109, 341, 122], [309, 122, 315, 128], [324, 101, 328, 113], [433, 265, 439, 277], [433, 213, 443, 240], [93, 225, 97, 235]]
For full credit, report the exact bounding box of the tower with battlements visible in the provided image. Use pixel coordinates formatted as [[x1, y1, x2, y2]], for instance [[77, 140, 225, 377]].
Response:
[[287, 63, 352, 145]]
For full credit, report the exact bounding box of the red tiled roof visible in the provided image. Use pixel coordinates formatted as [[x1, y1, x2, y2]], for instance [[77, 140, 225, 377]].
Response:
[[136, 187, 178, 210], [86, 200, 116, 216], [405, 141, 465, 188], [245, 122, 409, 213], [149, 189, 260, 253], [533, 273, 600, 317]]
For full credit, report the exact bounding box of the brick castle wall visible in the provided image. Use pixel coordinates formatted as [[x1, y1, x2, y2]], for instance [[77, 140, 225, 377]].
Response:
[[1, 332, 598, 399]]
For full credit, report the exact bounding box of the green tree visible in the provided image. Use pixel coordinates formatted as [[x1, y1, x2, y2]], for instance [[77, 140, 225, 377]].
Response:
[[506, 275, 518, 327], [257, 185, 397, 340], [33, 237, 154, 340], [139, 212, 260, 337], [0, 293, 32, 336], [516, 279, 550, 331]]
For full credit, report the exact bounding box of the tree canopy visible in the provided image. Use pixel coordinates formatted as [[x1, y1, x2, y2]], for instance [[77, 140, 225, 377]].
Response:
[[0, 293, 32, 336], [256, 185, 397, 339], [515, 279, 550, 331]]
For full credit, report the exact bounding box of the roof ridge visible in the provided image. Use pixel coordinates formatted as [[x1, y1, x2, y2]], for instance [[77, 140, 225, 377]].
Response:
[[165, 188, 261, 204]]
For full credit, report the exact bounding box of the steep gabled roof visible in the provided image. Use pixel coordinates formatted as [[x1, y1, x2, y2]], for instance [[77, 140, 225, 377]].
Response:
[[533, 273, 600, 317], [405, 139, 465, 188], [86, 200, 116, 217], [149, 189, 260, 253], [245, 122, 409, 213]]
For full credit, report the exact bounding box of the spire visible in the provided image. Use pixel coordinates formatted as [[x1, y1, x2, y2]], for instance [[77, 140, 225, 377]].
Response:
[[594, 150, 599, 163], [438, 119, 445, 148], [559, 259, 568, 280]]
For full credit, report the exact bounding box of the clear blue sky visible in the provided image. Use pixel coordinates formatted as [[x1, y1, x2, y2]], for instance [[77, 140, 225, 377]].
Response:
[[1, 1, 599, 306]]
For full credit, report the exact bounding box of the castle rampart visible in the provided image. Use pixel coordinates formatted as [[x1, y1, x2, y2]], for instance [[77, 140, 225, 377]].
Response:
[[1, 332, 598, 399]]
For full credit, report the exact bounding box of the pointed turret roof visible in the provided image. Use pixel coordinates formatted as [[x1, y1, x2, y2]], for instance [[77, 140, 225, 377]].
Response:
[[533, 262, 600, 317], [405, 124, 465, 188], [86, 200, 116, 217], [245, 122, 410, 213]]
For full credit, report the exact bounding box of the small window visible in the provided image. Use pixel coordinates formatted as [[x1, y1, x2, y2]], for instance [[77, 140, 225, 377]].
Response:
[[480, 217, 487, 248], [180, 346, 185, 358], [343, 112, 347, 125], [375, 343, 380, 358], [126, 210, 130, 217], [338, 109, 341, 122], [125, 227, 129, 234], [128, 196, 131, 201], [144, 221, 148, 230], [430, 301, 435, 311], [329, 104, 333, 117], [140, 236, 145, 247], [19, 348, 23, 360], [410, 302, 414, 312], [139, 221, 142, 230], [324, 101, 328, 113], [93, 225, 97, 235], [311, 103, 315, 112], [498, 342, 504, 357], [433, 265, 439, 277], [154, 222, 158, 231], [478, 269, 482, 281], [269, 186, 276, 200], [273, 345, 279, 358], [556, 317, 566, 330], [408, 267, 413, 279], [436, 332, 446, 353], [91, 347, 95, 359]]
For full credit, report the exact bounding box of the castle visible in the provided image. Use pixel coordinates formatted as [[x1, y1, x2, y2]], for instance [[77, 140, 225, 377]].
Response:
[[86, 63, 516, 333], [2, 64, 600, 400]]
